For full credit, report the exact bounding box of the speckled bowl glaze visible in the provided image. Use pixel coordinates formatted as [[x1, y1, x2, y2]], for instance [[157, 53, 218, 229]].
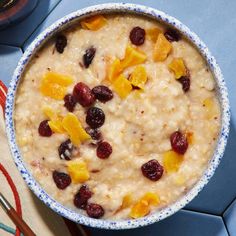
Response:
[[5, 3, 230, 230]]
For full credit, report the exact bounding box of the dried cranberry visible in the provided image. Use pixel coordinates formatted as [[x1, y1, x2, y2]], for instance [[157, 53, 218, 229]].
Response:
[[86, 203, 104, 218], [53, 171, 71, 189], [86, 107, 105, 129], [85, 127, 102, 141], [92, 85, 113, 103], [170, 131, 188, 154], [141, 159, 164, 181], [38, 120, 52, 137], [58, 139, 74, 160], [64, 94, 76, 112], [74, 185, 92, 209], [96, 141, 112, 159], [83, 47, 96, 68], [73, 82, 95, 107], [178, 76, 190, 92], [130, 26, 145, 46], [55, 34, 67, 53], [164, 29, 180, 42]]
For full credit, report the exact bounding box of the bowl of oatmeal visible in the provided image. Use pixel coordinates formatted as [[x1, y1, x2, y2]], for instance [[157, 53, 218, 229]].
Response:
[[5, 3, 230, 229]]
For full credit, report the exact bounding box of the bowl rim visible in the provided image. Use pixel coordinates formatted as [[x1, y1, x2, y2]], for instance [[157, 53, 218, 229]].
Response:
[[5, 2, 230, 230]]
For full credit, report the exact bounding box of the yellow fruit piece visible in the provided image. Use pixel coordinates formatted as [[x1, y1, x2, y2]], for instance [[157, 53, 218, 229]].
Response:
[[62, 113, 90, 145], [153, 33, 172, 61], [121, 194, 133, 209], [146, 27, 163, 42], [168, 58, 187, 79], [174, 174, 186, 186], [42, 106, 57, 120], [67, 160, 90, 183], [112, 74, 132, 99], [129, 199, 149, 219], [48, 120, 64, 133], [141, 192, 160, 206], [129, 65, 147, 89], [40, 82, 66, 100], [121, 45, 147, 70], [81, 15, 107, 31], [186, 131, 194, 145], [203, 97, 217, 119], [107, 58, 122, 82], [43, 72, 73, 86], [163, 150, 184, 173]]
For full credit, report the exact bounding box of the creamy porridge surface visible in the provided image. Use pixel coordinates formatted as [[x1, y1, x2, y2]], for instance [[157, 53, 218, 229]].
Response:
[[14, 14, 220, 220]]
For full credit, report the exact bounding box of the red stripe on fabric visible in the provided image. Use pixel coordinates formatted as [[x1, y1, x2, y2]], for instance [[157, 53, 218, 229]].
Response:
[[0, 81, 7, 94], [63, 217, 90, 236], [0, 81, 7, 112], [0, 163, 22, 236]]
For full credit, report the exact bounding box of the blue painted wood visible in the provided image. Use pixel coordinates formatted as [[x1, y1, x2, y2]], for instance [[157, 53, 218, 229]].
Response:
[[0, 0, 61, 47], [89, 210, 228, 236], [0, 45, 22, 86], [224, 198, 236, 236], [22, 0, 236, 216]]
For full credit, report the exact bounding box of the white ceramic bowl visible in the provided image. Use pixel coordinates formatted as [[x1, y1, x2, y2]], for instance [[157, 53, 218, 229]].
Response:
[[5, 3, 230, 230]]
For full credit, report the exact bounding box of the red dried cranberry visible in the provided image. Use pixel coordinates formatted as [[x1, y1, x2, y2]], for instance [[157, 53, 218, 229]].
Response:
[[141, 159, 164, 181], [83, 47, 96, 68], [85, 127, 102, 141], [164, 29, 180, 42], [170, 131, 188, 154], [64, 94, 76, 112], [55, 34, 67, 53], [73, 82, 95, 107], [96, 141, 112, 159], [92, 85, 113, 103], [130, 26, 145, 46], [53, 171, 71, 189], [86, 203, 104, 218], [178, 76, 190, 92], [86, 107, 105, 129], [38, 120, 52, 137], [58, 139, 74, 160], [74, 185, 92, 209]]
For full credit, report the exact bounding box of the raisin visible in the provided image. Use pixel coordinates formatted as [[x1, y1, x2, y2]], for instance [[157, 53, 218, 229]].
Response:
[[55, 34, 67, 53], [130, 27, 145, 46], [164, 29, 180, 42], [86, 203, 104, 218], [92, 85, 113, 103], [38, 120, 53, 137], [178, 76, 190, 92], [83, 47, 96, 68], [73, 82, 95, 107], [96, 141, 112, 159], [53, 171, 71, 189], [141, 159, 164, 181], [85, 127, 102, 141], [170, 131, 188, 154], [58, 139, 74, 160], [64, 94, 76, 112], [74, 184, 92, 209], [86, 107, 105, 129]]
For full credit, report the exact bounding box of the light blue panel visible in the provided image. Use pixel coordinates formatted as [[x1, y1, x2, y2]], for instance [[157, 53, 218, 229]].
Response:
[[223, 198, 236, 236], [89, 210, 228, 236], [0, 0, 61, 47], [0, 45, 22, 86], [23, 0, 236, 215]]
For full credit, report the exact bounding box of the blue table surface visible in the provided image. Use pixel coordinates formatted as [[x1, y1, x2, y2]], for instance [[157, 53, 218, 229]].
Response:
[[0, 0, 235, 235]]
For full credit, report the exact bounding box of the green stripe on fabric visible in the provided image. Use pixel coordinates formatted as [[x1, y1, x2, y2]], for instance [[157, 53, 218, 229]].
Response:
[[0, 222, 15, 235]]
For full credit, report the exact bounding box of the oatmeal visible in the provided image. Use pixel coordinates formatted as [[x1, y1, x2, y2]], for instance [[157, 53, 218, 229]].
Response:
[[14, 14, 221, 220]]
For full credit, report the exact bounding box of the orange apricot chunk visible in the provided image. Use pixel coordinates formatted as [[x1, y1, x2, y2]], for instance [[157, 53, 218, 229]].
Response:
[[112, 74, 132, 99], [121, 194, 133, 209], [146, 27, 163, 42], [81, 15, 107, 31], [107, 58, 122, 82], [168, 58, 187, 79], [129, 199, 149, 219], [203, 97, 218, 119], [129, 65, 147, 89], [163, 150, 184, 173], [142, 192, 160, 206]]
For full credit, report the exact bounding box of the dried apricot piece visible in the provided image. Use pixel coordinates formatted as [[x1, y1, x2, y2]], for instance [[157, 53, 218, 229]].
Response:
[[112, 74, 132, 99], [81, 15, 107, 31], [48, 120, 64, 133], [163, 150, 184, 173], [203, 97, 217, 119], [43, 72, 73, 86], [42, 106, 57, 120], [67, 160, 90, 183], [62, 113, 90, 145], [153, 33, 172, 61], [129, 199, 149, 219], [186, 131, 194, 145], [141, 192, 160, 206], [107, 58, 122, 82], [168, 58, 187, 79], [121, 45, 147, 70], [129, 65, 147, 89], [146, 27, 162, 42], [121, 194, 133, 209]]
